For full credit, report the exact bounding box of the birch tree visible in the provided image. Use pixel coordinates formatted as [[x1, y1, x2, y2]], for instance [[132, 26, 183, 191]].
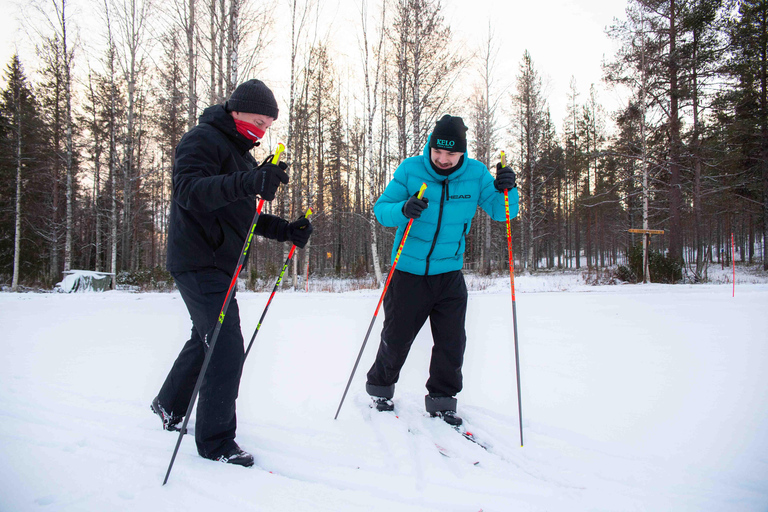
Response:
[[469, 22, 502, 275], [113, 0, 152, 270], [390, 0, 464, 159], [359, 0, 386, 283], [512, 51, 546, 270]]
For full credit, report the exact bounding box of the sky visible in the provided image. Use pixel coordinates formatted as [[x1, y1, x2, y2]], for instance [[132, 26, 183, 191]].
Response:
[[318, 0, 630, 131], [0, 0, 629, 135]]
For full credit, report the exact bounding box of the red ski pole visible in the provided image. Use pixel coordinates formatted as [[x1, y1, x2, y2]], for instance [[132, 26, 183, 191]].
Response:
[[334, 183, 427, 420], [162, 143, 285, 485], [501, 151, 524, 447]]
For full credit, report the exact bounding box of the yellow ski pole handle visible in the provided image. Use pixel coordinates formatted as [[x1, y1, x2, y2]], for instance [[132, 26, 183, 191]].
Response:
[[501, 151, 506, 167], [272, 143, 285, 164], [417, 182, 427, 199]]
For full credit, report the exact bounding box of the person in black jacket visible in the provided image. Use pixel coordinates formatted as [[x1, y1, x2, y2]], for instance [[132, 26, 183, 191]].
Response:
[[151, 79, 313, 468]]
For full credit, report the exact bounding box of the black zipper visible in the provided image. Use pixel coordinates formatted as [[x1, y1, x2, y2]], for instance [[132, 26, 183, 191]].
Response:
[[424, 180, 447, 275], [455, 223, 467, 256]]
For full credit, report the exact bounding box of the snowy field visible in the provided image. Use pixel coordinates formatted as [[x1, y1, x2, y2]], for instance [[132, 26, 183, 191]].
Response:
[[1, 275, 767, 511]]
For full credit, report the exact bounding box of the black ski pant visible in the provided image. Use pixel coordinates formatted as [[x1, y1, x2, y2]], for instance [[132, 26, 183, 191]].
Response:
[[366, 269, 468, 400], [157, 268, 244, 459]]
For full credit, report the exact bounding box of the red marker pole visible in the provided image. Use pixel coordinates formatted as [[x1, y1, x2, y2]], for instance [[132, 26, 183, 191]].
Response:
[[334, 183, 428, 420], [501, 151, 523, 447], [732, 233, 735, 297]]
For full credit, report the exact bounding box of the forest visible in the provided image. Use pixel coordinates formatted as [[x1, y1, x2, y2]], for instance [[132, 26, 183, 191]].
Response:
[[0, 0, 766, 291]]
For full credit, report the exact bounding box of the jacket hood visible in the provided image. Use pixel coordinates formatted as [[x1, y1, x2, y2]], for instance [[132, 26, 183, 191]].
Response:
[[421, 134, 469, 181], [198, 104, 256, 153]]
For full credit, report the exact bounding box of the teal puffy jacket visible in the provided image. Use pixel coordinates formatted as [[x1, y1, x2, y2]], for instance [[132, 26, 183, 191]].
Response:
[[374, 138, 520, 276]]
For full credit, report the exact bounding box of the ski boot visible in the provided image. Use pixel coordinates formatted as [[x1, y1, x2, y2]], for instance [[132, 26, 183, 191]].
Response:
[[425, 395, 463, 427], [150, 396, 185, 432]]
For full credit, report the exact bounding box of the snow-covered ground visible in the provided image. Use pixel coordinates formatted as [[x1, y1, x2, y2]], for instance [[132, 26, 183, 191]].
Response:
[[1, 275, 767, 511]]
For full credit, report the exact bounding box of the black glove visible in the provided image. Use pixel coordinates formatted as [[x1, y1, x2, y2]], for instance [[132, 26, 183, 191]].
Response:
[[494, 163, 516, 191], [245, 156, 289, 201], [402, 193, 429, 219], [284, 216, 313, 248]]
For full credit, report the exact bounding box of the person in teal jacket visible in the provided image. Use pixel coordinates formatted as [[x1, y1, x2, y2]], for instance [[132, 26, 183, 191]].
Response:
[[366, 115, 519, 426]]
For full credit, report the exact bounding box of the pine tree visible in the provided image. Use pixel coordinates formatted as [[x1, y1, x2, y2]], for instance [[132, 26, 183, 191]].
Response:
[[722, 0, 768, 270], [0, 55, 49, 288]]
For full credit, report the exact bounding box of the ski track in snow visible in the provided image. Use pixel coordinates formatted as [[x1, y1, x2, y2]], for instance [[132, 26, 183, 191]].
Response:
[[1, 282, 767, 511]]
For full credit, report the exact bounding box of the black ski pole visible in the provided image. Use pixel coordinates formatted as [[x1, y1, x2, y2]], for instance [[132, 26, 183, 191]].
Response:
[[162, 143, 285, 485], [334, 183, 427, 420], [243, 208, 312, 361]]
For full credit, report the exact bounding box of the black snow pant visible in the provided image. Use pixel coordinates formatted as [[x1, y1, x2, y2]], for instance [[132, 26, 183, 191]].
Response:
[[157, 268, 244, 459], [366, 269, 468, 402]]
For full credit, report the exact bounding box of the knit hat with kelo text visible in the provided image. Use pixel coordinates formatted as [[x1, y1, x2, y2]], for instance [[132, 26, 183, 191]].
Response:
[[429, 115, 467, 153], [225, 79, 279, 120]]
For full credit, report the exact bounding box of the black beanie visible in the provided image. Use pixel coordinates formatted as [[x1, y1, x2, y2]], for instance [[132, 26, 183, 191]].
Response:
[[429, 115, 467, 153], [225, 79, 279, 119]]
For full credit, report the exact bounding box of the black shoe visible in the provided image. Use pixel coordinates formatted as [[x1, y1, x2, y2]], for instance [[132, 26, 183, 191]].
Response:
[[211, 445, 255, 468], [371, 396, 394, 412], [430, 410, 463, 427], [150, 396, 185, 432]]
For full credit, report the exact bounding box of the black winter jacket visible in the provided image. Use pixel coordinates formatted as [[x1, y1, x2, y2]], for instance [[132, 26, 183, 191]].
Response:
[[166, 104, 288, 274]]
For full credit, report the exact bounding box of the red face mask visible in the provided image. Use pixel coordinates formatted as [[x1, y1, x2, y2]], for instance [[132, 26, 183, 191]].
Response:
[[234, 119, 266, 142]]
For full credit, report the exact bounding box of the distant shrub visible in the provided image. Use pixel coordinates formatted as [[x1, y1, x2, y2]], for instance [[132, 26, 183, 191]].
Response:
[[626, 244, 682, 284], [615, 265, 636, 283], [116, 267, 175, 291]]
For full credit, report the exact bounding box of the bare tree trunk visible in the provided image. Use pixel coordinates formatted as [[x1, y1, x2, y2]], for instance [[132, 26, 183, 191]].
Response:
[[228, 0, 240, 93], [360, 0, 386, 284], [410, 4, 421, 157], [218, 0, 225, 100], [395, 0, 409, 162], [303, 242, 311, 290], [474, 23, 499, 275], [87, 76, 103, 272], [123, 79, 134, 270], [640, 13, 651, 284], [12, 82, 22, 291], [692, 28, 704, 276], [105, 17, 119, 288], [52, 0, 75, 273], [761, 2, 768, 271], [209, 0, 217, 104], [187, 0, 197, 129], [668, 0, 683, 265]]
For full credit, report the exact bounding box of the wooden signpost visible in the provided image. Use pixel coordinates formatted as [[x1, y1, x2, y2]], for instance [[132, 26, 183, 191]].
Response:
[[628, 228, 665, 283]]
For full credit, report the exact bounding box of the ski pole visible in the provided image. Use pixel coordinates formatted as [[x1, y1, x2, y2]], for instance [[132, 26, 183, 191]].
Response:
[[243, 207, 313, 361], [334, 182, 427, 420], [163, 143, 285, 485], [501, 151, 524, 447]]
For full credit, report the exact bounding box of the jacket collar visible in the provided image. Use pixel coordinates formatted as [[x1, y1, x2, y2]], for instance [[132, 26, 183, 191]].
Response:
[[198, 104, 257, 154]]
